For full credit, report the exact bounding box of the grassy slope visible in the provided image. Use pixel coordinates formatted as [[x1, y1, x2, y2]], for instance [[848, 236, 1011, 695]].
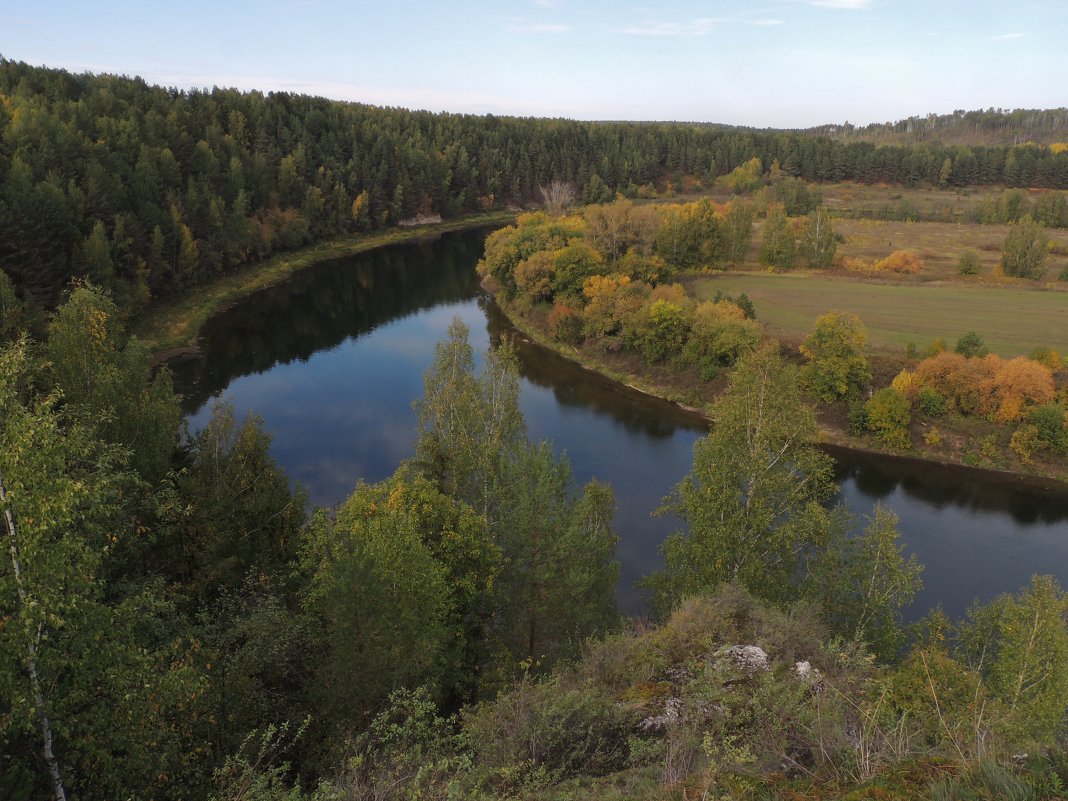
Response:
[[691, 272, 1068, 356], [133, 211, 516, 356]]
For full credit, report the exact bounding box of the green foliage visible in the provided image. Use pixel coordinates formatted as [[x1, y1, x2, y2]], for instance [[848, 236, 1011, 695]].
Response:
[[865, 387, 913, 449], [550, 241, 605, 299], [628, 298, 690, 363], [957, 248, 982, 275], [954, 331, 989, 358], [918, 386, 949, 417], [758, 206, 797, 271], [0, 270, 24, 342], [681, 300, 761, 380], [1030, 403, 1067, 452], [414, 320, 618, 671], [495, 443, 620, 666], [957, 576, 1068, 745], [301, 496, 452, 725], [170, 403, 307, 605], [800, 311, 872, 402], [1000, 216, 1048, 279], [799, 206, 837, 269], [721, 157, 764, 194], [804, 505, 923, 659], [211, 719, 326, 801], [414, 318, 525, 524], [463, 672, 635, 790], [328, 686, 470, 800], [721, 200, 755, 263], [0, 338, 204, 800], [647, 344, 836, 613], [771, 176, 821, 216], [46, 282, 180, 481], [652, 200, 723, 270]]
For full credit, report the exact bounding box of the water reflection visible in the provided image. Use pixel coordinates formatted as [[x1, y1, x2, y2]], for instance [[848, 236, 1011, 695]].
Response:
[[172, 227, 1068, 620], [172, 231, 486, 413], [828, 446, 1068, 526]]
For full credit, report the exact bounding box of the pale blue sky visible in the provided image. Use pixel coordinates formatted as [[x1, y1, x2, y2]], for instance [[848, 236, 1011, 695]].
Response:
[[2, 0, 1065, 127]]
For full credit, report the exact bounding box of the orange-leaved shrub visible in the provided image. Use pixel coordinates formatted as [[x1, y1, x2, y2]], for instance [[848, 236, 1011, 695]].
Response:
[[872, 250, 924, 274]]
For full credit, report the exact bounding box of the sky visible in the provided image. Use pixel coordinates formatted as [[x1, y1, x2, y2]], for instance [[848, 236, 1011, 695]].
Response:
[[2, 0, 1066, 128]]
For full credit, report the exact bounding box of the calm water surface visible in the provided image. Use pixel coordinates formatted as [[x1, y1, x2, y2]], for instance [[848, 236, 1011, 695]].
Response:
[[171, 228, 1068, 617]]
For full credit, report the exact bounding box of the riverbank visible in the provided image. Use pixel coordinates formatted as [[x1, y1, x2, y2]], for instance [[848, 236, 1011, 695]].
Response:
[[135, 211, 517, 361], [487, 283, 1068, 490]]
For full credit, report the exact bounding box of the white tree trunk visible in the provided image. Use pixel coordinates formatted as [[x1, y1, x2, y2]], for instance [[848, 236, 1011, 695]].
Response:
[[1, 474, 68, 801]]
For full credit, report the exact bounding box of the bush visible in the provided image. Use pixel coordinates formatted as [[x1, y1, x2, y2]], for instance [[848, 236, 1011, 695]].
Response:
[[872, 250, 924, 274], [1030, 403, 1067, 452], [627, 298, 691, 363], [1028, 346, 1063, 370], [954, 331, 988, 358], [865, 388, 912, 449], [957, 249, 981, 276], [848, 401, 869, 435], [463, 674, 635, 789], [546, 303, 584, 345], [917, 387, 948, 417]]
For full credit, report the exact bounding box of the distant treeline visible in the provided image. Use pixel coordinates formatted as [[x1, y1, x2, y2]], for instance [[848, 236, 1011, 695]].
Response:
[[806, 107, 1068, 147], [3, 58, 1068, 309]]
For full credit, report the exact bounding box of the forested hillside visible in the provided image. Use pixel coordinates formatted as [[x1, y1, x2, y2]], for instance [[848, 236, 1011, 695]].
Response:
[[806, 107, 1068, 147], [3, 58, 1068, 313]]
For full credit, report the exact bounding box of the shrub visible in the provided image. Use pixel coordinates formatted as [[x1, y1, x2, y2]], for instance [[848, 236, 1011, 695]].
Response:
[[918, 387, 948, 418], [890, 369, 921, 399], [1030, 403, 1067, 452], [463, 674, 636, 789], [865, 388, 912, 449], [1010, 425, 1041, 463], [848, 401, 869, 435], [989, 356, 1056, 423], [954, 331, 988, 358], [872, 250, 924, 274], [546, 303, 584, 345], [1029, 346, 1064, 370], [957, 249, 981, 276], [627, 299, 691, 363], [682, 301, 761, 380], [924, 427, 943, 446]]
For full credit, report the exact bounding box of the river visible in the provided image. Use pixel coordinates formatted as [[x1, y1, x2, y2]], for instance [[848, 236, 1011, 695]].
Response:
[[170, 227, 1068, 618]]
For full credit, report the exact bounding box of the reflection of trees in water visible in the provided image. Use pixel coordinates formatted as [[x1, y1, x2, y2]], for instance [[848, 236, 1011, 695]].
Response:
[[480, 297, 707, 441], [827, 445, 1068, 525], [172, 229, 489, 411]]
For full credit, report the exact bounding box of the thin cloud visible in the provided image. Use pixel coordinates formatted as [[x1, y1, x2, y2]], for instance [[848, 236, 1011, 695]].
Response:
[[503, 17, 572, 33], [752, 18, 784, 25], [808, 0, 872, 8], [532, 0, 562, 6], [987, 32, 1025, 41], [617, 16, 725, 36]]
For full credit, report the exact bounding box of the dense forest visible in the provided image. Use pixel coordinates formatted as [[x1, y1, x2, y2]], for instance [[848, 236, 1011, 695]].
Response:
[[3, 58, 1068, 316]]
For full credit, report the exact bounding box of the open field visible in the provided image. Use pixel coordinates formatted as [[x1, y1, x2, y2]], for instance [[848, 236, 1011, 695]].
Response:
[[690, 272, 1068, 356], [832, 217, 1068, 280]]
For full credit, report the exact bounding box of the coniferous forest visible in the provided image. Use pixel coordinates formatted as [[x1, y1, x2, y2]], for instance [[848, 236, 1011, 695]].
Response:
[[5, 58, 1068, 800], [3, 58, 1068, 312]]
